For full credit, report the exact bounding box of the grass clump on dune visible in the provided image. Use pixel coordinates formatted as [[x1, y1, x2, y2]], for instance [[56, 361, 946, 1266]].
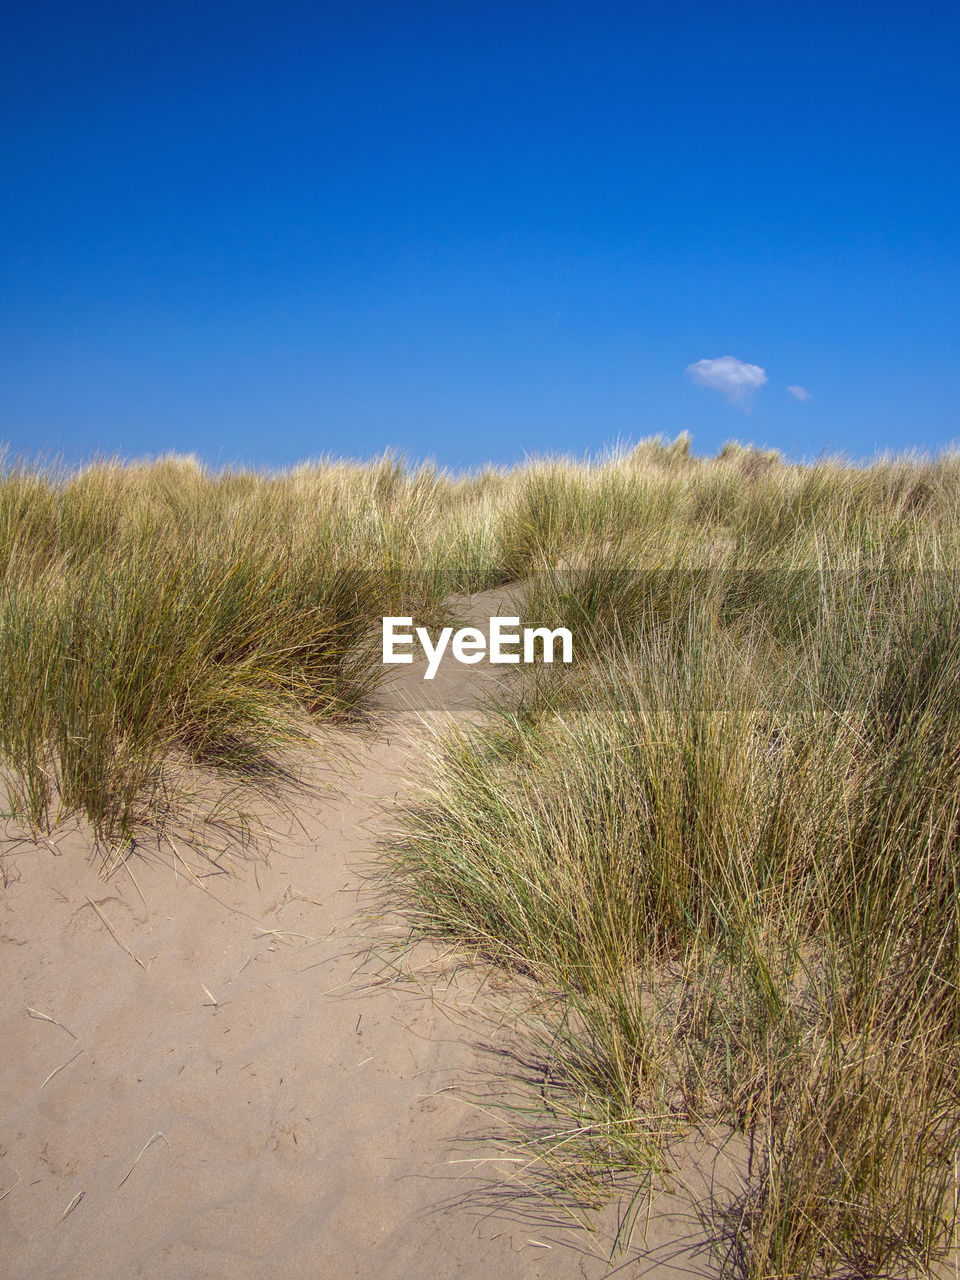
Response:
[[383, 447, 960, 1280], [0, 450, 504, 841]]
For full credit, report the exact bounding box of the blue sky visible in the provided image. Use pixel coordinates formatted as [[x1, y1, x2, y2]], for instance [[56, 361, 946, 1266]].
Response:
[[1, 0, 958, 469]]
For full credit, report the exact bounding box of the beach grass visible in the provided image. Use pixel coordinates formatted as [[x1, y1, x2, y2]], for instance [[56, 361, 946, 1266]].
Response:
[[381, 443, 960, 1278], [3, 439, 960, 1275], [0, 450, 506, 838]]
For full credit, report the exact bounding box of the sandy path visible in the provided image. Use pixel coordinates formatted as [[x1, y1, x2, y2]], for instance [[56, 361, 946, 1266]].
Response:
[[1, 594, 709, 1279]]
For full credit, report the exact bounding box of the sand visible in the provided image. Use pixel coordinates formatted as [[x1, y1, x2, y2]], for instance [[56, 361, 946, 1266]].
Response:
[[1, 592, 717, 1279]]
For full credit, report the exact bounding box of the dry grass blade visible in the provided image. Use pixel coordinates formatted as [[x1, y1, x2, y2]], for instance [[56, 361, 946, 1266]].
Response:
[[56, 1190, 84, 1224], [0, 1172, 22, 1203], [40, 1048, 83, 1090], [84, 897, 147, 971], [27, 1007, 77, 1039], [118, 1131, 171, 1188]]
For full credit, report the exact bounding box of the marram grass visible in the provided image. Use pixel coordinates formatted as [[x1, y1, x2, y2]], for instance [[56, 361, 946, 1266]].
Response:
[[4, 441, 960, 1277], [387, 571, 960, 1276]]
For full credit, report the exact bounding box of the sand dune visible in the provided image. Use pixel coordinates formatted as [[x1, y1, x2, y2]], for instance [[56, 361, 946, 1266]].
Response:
[[1, 593, 708, 1279]]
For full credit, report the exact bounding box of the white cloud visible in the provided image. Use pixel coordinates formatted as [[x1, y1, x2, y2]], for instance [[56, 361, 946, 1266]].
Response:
[[686, 355, 767, 407], [787, 385, 811, 402]]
